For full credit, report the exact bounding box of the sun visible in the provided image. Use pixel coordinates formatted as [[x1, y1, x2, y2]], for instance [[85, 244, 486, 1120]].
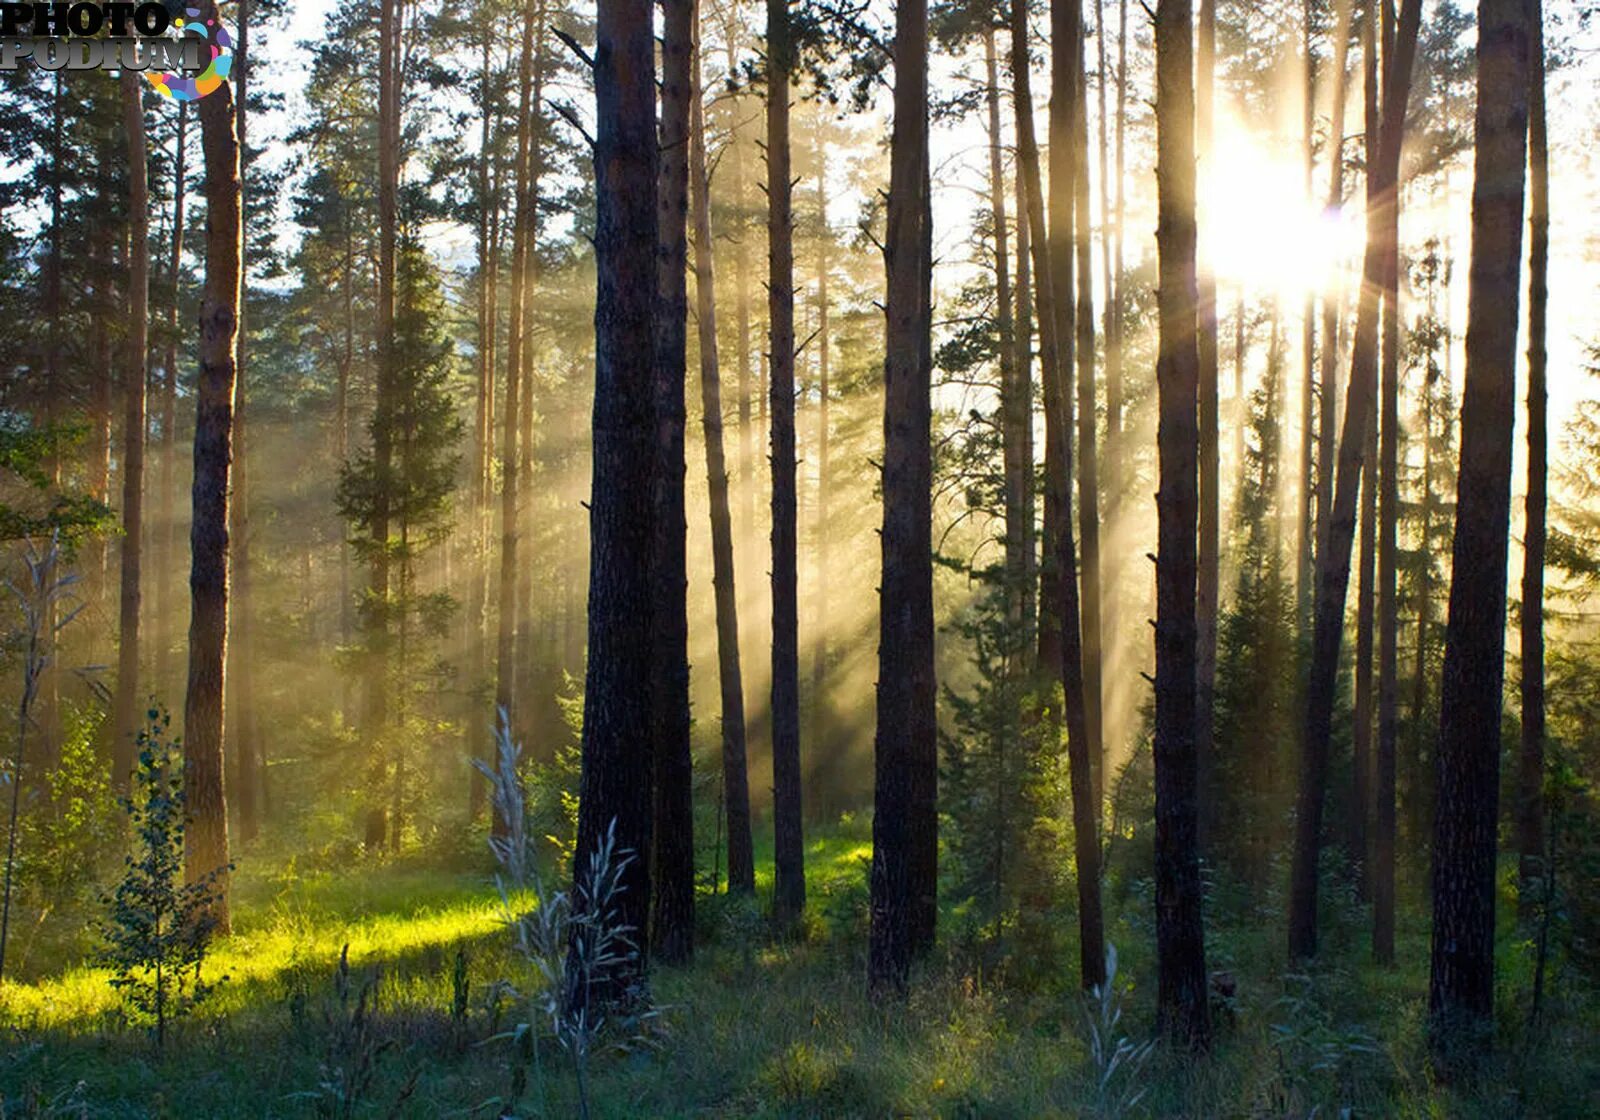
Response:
[[1201, 112, 1365, 301]]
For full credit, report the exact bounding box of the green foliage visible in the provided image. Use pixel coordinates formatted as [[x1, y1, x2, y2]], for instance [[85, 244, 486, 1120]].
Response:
[[97, 708, 226, 1049], [15, 705, 117, 913], [0, 421, 113, 545]]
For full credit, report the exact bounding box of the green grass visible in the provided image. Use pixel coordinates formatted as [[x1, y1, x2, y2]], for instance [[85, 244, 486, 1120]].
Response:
[[2, 820, 1598, 1118]]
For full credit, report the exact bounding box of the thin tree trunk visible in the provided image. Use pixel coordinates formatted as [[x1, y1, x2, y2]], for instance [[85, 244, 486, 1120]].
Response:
[[1297, 0, 1317, 626], [572, 0, 659, 998], [1429, 0, 1529, 1054], [1015, 160, 1037, 649], [768, 0, 806, 934], [811, 137, 833, 768], [495, 0, 536, 803], [1516, 0, 1548, 909], [113, 72, 149, 794], [1288, 0, 1420, 961], [869, 0, 934, 997], [690, 38, 755, 896], [228, 1, 260, 842], [1153, 0, 1209, 1049], [1353, 389, 1375, 893], [987, 29, 1023, 634], [1317, 0, 1355, 573], [186, 0, 241, 930], [1073, 5, 1105, 810], [158, 103, 187, 705], [469, 23, 498, 820], [650, 0, 696, 965]]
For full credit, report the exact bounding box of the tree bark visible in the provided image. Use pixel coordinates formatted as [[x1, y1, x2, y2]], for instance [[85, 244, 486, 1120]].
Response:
[[869, 0, 934, 997], [987, 29, 1024, 635], [158, 103, 187, 705], [1287, 0, 1420, 961], [1516, 0, 1548, 909], [650, 0, 696, 965], [113, 72, 149, 795], [1429, 0, 1529, 1053], [1153, 0, 1209, 1049], [690, 36, 755, 896], [1316, 0, 1355, 577], [572, 0, 659, 995], [1297, 0, 1317, 626], [768, 0, 806, 935], [186, 1, 241, 931]]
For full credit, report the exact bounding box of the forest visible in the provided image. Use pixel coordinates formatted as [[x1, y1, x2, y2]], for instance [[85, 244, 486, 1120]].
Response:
[[0, 0, 1597, 1114]]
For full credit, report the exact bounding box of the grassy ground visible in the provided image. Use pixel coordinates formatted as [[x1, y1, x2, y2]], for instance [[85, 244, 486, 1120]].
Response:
[[2, 818, 1598, 1118]]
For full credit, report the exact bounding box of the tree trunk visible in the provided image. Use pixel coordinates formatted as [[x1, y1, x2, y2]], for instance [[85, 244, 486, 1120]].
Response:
[[690, 38, 755, 896], [768, 0, 806, 935], [158, 103, 187, 706], [495, 0, 537, 790], [650, 0, 695, 965], [572, 0, 658, 996], [1297, 0, 1317, 626], [1153, 0, 1209, 1049], [1194, 0, 1220, 849], [113, 72, 149, 795], [811, 137, 833, 775], [1516, 0, 1548, 910], [1073, 6, 1105, 811], [186, 2, 241, 931], [1429, 0, 1529, 1054], [1287, 0, 1420, 961], [363, 0, 401, 848], [228, 2, 260, 842], [1316, 0, 1355, 576], [869, 0, 934, 997], [987, 30, 1024, 637], [1015, 157, 1037, 648]]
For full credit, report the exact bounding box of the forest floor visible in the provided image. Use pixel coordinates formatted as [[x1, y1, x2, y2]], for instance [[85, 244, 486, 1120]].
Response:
[[2, 816, 1599, 1118]]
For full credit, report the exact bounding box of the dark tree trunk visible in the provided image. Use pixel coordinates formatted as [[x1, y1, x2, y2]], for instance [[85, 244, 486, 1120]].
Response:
[[364, 0, 401, 848], [690, 38, 755, 896], [571, 0, 659, 996], [1287, 0, 1420, 961], [1073, 6, 1105, 810], [186, 3, 241, 931], [1194, 0, 1220, 849], [1015, 156, 1037, 648], [869, 0, 934, 997], [811, 139, 833, 777], [1153, 0, 1209, 1049], [1316, 0, 1355, 579], [469, 23, 498, 821], [1297, 0, 1317, 627], [650, 0, 696, 965], [768, 0, 806, 934], [158, 103, 187, 705], [113, 72, 149, 795], [1429, 0, 1529, 1055], [1516, 0, 1548, 909]]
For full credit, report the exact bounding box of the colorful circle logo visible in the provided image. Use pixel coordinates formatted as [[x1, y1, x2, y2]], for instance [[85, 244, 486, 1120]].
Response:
[[145, 8, 234, 101]]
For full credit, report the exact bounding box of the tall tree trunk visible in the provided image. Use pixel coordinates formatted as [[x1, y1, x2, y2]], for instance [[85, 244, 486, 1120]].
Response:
[[1373, 0, 1408, 962], [987, 29, 1023, 635], [1152, 0, 1209, 1049], [1106, 0, 1126, 525], [1353, 387, 1375, 892], [364, 0, 401, 848], [768, 0, 806, 934], [1015, 159, 1037, 648], [727, 14, 756, 612], [690, 37, 755, 896], [113, 72, 149, 794], [1317, 0, 1355, 575], [1297, 0, 1317, 626], [158, 103, 187, 705], [1194, 0, 1220, 849], [228, 1, 260, 842], [869, 0, 934, 997], [650, 0, 696, 965], [1073, 4, 1105, 810], [186, 1, 241, 930], [571, 0, 658, 997], [496, 0, 537, 768], [1516, 0, 1548, 909], [1287, 0, 1420, 961], [1429, 0, 1529, 1054], [469, 23, 499, 820]]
